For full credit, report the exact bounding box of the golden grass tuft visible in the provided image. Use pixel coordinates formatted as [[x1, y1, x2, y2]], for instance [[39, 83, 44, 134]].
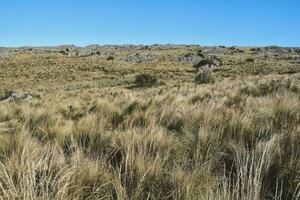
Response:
[[0, 50, 300, 199]]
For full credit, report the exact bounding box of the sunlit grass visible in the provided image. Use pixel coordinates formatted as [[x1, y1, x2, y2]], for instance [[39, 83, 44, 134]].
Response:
[[0, 48, 300, 199]]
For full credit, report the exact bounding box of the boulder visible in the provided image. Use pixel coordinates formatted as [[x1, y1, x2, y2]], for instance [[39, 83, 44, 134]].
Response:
[[181, 52, 205, 62], [193, 57, 221, 71], [0, 91, 34, 102], [77, 45, 101, 56]]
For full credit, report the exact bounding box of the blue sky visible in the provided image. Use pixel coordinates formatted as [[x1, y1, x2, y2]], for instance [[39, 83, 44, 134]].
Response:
[[0, 0, 299, 47]]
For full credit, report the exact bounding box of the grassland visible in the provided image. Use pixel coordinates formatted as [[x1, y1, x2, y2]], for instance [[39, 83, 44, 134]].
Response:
[[0, 45, 300, 199]]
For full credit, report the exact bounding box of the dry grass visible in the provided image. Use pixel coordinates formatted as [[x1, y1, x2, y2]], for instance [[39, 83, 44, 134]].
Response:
[[0, 47, 300, 199]]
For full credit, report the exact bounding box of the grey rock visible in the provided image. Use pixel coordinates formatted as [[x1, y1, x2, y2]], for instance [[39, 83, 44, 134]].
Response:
[[0, 48, 13, 58], [193, 57, 221, 71], [0, 91, 34, 102], [78, 45, 101, 56], [123, 52, 158, 62], [293, 48, 300, 54], [201, 46, 227, 55], [1, 45, 300, 60], [57, 45, 79, 56], [175, 52, 205, 62]]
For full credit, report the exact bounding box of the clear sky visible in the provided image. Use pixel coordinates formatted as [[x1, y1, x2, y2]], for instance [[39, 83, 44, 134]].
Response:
[[1, 0, 299, 47]]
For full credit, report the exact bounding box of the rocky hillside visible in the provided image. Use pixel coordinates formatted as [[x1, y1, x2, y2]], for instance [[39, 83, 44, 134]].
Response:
[[1, 45, 299, 91]]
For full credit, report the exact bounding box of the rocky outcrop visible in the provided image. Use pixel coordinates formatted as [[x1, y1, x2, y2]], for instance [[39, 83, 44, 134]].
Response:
[[0, 48, 13, 58], [1, 45, 299, 63], [0, 91, 35, 102], [193, 57, 221, 71], [174, 52, 205, 62], [123, 53, 158, 62]]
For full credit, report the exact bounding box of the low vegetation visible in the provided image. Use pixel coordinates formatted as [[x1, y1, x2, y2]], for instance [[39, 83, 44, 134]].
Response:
[[194, 70, 216, 84], [0, 45, 300, 199], [134, 73, 158, 87]]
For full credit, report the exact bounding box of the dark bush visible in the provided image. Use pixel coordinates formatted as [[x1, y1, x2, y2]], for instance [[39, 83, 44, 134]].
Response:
[[106, 56, 114, 61], [134, 73, 158, 87], [246, 58, 255, 62]]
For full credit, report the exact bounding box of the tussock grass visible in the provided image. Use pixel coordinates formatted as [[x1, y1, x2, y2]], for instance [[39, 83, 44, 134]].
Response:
[[195, 70, 216, 84], [0, 51, 300, 199]]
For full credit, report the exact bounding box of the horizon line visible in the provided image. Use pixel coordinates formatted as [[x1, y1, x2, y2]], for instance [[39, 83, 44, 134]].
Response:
[[1, 43, 300, 48]]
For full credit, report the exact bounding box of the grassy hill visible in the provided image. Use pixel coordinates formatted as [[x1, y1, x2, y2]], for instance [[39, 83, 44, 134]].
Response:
[[0, 45, 300, 199]]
